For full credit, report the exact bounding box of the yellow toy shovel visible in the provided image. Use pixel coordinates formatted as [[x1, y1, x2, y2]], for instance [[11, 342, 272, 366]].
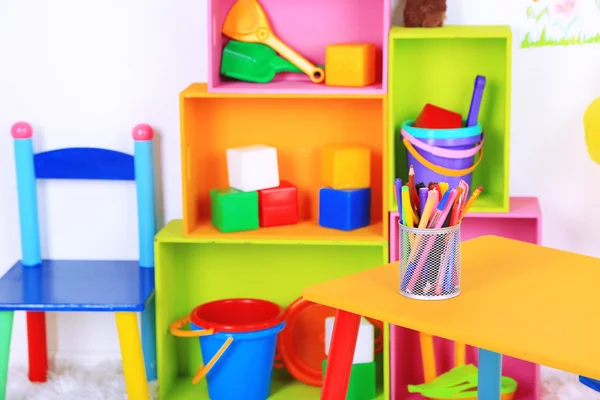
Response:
[[222, 0, 325, 84]]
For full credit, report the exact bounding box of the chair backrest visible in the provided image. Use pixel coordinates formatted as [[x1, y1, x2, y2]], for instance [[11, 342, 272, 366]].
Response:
[[10, 122, 157, 268]]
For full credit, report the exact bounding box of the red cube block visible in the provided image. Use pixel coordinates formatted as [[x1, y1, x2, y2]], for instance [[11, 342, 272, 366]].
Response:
[[414, 104, 463, 129], [258, 180, 299, 227]]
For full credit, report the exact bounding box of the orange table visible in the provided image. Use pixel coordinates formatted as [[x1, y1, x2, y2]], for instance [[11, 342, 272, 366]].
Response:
[[303, 235, 600, 399]]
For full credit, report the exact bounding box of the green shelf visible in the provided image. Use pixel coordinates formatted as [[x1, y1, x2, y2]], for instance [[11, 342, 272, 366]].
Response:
[[388, 25, 512, 213], [164, 377, 386, 400], [156, 220, 389, 400]]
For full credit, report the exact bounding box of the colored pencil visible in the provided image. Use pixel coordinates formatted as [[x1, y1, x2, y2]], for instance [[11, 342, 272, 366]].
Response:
[[449, 187, 464, 227], [460, 186, 483, 220], [408, 165, 420, 211]]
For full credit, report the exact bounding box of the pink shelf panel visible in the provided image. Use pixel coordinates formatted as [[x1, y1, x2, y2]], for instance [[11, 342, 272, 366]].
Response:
[[467, 196, 542, 219], [207, 0, 390, 95], [391, 329, 541, 400], [389, 197, 542, 262], [389, 196, 542, 400]]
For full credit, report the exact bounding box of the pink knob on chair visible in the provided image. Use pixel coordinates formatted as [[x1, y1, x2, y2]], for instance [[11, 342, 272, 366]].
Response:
[[132, 124, 154, 141], [11, 122, 33, 139]]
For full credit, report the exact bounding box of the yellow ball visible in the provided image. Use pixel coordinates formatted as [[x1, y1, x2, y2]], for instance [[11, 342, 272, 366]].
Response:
[[584, 97, 600, 164]]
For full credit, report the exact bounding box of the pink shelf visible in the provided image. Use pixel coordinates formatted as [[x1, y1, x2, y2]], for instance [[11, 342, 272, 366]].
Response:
[[389, 197, 542, 262], [207, 0, 390, 95], [389, 197, 542, 400]]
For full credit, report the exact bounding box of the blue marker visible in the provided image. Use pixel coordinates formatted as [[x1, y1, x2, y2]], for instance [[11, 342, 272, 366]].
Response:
[[427, 190, 452, 229], [466, 75, 486, 127]]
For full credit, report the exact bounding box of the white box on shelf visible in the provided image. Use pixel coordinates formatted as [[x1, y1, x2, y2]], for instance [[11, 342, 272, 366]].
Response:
[[325, 316, 374, 364], [226, 145, 279, 192]]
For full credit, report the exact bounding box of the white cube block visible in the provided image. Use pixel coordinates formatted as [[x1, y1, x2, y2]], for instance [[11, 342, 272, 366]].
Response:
[[325, 316, 374, 364], [226, 145, 280, 192]]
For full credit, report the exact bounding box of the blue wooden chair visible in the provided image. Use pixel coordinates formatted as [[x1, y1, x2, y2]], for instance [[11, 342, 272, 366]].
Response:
[[0, 122, 157, 400], [580, 376, 600, 392]]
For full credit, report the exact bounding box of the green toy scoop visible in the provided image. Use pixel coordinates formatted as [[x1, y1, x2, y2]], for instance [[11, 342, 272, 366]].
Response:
[[221, 40, 325, 84], [407, 364, 517, 399]]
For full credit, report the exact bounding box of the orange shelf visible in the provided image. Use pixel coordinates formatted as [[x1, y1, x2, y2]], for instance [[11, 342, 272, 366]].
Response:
[[182, 220, 384, 243], [180, 83, 388, 240]]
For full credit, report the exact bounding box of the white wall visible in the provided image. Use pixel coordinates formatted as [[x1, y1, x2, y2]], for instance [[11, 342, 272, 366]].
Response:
[[0, 0, 599, 364]]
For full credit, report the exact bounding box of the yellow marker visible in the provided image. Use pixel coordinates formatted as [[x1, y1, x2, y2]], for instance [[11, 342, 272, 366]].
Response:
[[411, 205, 420, 226], [116, 312, 149, 400], [418, 192, 435, 229], [439, 182, 449, 197], [585, 97, 600, 164], [407, 192, 435, 264], [401, 186, 413, 227]]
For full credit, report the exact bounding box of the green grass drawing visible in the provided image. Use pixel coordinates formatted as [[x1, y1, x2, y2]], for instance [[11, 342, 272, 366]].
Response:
[[526, 5, 550, 21], [521, 27, 600, 48]]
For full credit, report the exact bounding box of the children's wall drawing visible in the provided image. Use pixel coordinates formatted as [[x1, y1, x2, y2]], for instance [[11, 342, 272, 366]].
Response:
[[584, 97, 600, 164], [522, 0, 600, 48]]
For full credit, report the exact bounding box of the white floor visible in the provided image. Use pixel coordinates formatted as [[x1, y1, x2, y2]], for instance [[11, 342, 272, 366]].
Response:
[[4, 362, 600, 399]]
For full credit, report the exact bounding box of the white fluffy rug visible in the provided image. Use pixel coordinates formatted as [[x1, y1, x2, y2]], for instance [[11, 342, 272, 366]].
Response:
[[6, 360, 158, 400], [4, 362, 600, 399], [541, 367, 600, 400]]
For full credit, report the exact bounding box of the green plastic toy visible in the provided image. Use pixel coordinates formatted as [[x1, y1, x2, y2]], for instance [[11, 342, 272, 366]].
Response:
[[407, 364, 517, 399], [221, 40, 325, 84]]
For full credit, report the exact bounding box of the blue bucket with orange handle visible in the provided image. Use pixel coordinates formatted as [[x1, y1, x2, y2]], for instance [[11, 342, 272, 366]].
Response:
[[170, 298, 286, 400]]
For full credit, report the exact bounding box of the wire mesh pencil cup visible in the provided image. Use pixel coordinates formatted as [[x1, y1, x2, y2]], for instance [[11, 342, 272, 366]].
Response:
[[398, 222, 461, 300]]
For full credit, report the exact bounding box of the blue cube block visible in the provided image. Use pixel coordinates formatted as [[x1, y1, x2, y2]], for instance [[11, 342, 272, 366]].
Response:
[[319, 188, 371, 231]]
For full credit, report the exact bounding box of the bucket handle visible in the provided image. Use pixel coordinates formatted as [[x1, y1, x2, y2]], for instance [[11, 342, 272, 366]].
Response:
[[170, 315, 214, 337], [402, 137, 484, 178], [169, 315, 234, 385], [401, 129, 484, 159]]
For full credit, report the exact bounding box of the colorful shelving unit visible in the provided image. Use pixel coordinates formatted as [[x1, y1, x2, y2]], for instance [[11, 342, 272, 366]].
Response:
[[156, 1, 393, 395], [388, 197, 542, 400], [388, 26, 512, 213], [385, 25, 541, 400], [179, 84, 388, 241], [156, 222, 389, 399], [154, 4, 532, 398], [207, 0, 391, 94]]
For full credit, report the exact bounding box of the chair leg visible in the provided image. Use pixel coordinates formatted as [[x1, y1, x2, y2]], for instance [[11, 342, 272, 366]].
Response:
[[26, 311, 48, 382], [0, 312, 14, 400], [116, 312, 149, 399], [141, 296, 157, 381]]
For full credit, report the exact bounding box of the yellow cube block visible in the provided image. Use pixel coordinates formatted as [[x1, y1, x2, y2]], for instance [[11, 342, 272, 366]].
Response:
[[325, 43, 376, 87], [321, 145, 371, 190]]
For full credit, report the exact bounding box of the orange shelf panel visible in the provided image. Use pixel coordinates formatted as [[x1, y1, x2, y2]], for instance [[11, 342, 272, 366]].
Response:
[[184, 220, 384, 243], [181, 83, 388, 241]]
